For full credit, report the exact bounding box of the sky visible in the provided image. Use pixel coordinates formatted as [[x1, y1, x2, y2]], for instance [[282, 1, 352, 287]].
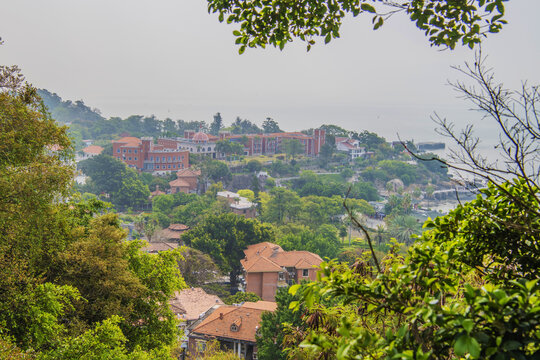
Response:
[[1, 0, 539, 145]]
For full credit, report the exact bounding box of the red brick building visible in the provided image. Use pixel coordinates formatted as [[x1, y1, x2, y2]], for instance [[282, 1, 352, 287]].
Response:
[[112, 136, 189, 174], [240, 242, 322, 301]]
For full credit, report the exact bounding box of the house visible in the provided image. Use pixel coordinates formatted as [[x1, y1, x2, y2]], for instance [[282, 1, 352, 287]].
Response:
[[169, 288, 224, 357], [142, 242, 178, 254], [217, 191, 257, 218], [169, 168, 201, 194], [112, 136, 189, 174], [159, 223, 190, 243], [240, 242, 322, 301], [188, 301, 277, 359], [335, 137, 367, 160], [78, 145, 104, 161], [149, 185, 166, 198]]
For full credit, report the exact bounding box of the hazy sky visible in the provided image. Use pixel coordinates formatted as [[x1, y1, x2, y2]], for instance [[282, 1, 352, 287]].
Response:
[[2, 0, 539, 143]]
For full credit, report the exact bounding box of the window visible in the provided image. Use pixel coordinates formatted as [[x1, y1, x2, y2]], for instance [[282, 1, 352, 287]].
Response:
[[128, 157, 132, 161], [156, 165, 160, 169], [279, 272, 285, 281], [302, 269, 309, 277], [134, 149, 137, 154], [196, 340, 206, 352], [173, 156, 176, 161], [208, 147, 211, 151], [134, 157, 137, 160], [181, 156, 184, 160], [123, 149, 126, 153], [173, 164, 176, 169], [117, 149, 120, 153], [150, 156, 154, 161], [168, 165, 171, 169], [230, 324, 238, 332], [168, 156, 171, 162], [162, 156, 166, 162], [128, 149, 132, 153]]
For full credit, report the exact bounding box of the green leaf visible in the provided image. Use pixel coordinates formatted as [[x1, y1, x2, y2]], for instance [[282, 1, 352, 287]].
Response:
[[454, 334, 481, 358], [360, 3, 376, 13], [462, 319, 474, 334]]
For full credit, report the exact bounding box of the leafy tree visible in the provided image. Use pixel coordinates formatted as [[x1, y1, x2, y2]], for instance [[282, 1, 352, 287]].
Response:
[[290, 178, 540, 359], [282, 138, 303, 160], [182, 213, 275, 286], [200, 159, 232, 184], [246, 159, 262, 172], [386, 214, 421, 245], [114, 171, 151, 209], [52, 214, 147, 327], [177, 247, 220, 287], [318, 143, 334, 168], [262, 117, 282, 133], [230, 116, 262, 134], [210, 0, 507, 52], [224, 291, 261, 305], [209, 112, 223, 135], [257, 286, 304, 360], [278, 224, 340, 259], [349, 181, 379, 201], [1, 66, 186, 357], [262, 188, 301, 225]]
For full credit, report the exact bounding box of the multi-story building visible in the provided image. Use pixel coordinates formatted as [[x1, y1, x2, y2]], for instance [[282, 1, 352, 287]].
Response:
[[112, 136, 189, 174], [240, 242, 322, 301]]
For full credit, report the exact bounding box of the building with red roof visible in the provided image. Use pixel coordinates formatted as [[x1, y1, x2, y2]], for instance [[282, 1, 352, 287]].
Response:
[[188, 301, 277, 359], [240, 242, 322, 301], [112, 136, 189, 174]]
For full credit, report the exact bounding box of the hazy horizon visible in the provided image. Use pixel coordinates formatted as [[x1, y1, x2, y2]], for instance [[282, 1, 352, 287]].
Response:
[[2, 1, 539, 145]]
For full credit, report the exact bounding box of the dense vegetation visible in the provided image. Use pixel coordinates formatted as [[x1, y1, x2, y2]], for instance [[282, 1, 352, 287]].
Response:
[[1, 67, 186, 359]]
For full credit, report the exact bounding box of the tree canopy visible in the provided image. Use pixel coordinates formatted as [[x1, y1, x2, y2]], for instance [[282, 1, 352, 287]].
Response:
[[208, 0, 508, 53]]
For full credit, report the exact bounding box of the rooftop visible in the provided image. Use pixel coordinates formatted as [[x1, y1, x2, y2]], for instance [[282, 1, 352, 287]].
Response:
[[169, 288, 224, 322], [191, 301, 276, 343]]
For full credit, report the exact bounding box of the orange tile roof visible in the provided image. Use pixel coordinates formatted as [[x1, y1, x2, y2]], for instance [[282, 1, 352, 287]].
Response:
[[113, 136, 142, 147], [160, 229, 182, 240], [242, 301, 277, 311], [192, 301, 275, 342], [241, 256, 282, 273], [241, 242, 322, 273], [168, 224, 189, 231], [269, 250, 323, 268], [176, 168, 201, 177], [169, 178, 191, 187], [82, 145, 104, 154], [169, 288, 224, 321], [243, 242, 283, 259]]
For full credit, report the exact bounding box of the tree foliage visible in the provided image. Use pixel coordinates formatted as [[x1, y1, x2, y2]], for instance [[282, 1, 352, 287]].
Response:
[[182, 213, 275, 286], [208, 0, 507, 53]]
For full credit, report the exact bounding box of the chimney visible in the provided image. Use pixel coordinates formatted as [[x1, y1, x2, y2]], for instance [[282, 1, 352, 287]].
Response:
[[219, 313, 223, 320]]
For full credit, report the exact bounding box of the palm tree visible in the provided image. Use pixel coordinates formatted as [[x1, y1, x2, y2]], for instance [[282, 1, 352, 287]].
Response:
[[388, 215, 421, 246], [374, 224, 386, 248]]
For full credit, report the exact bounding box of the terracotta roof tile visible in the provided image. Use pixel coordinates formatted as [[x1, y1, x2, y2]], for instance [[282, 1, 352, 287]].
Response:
[[82, 145, 104, 154], [241, 256, 282, 273], [168, 224, 189, 231], [176, 168, 201, 177], [169, 288, 224, 321], [113, 136, 142, 147], [169, 178, 191, 187], [192, 301, 275, 342], [241, 242, 322, 273]]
